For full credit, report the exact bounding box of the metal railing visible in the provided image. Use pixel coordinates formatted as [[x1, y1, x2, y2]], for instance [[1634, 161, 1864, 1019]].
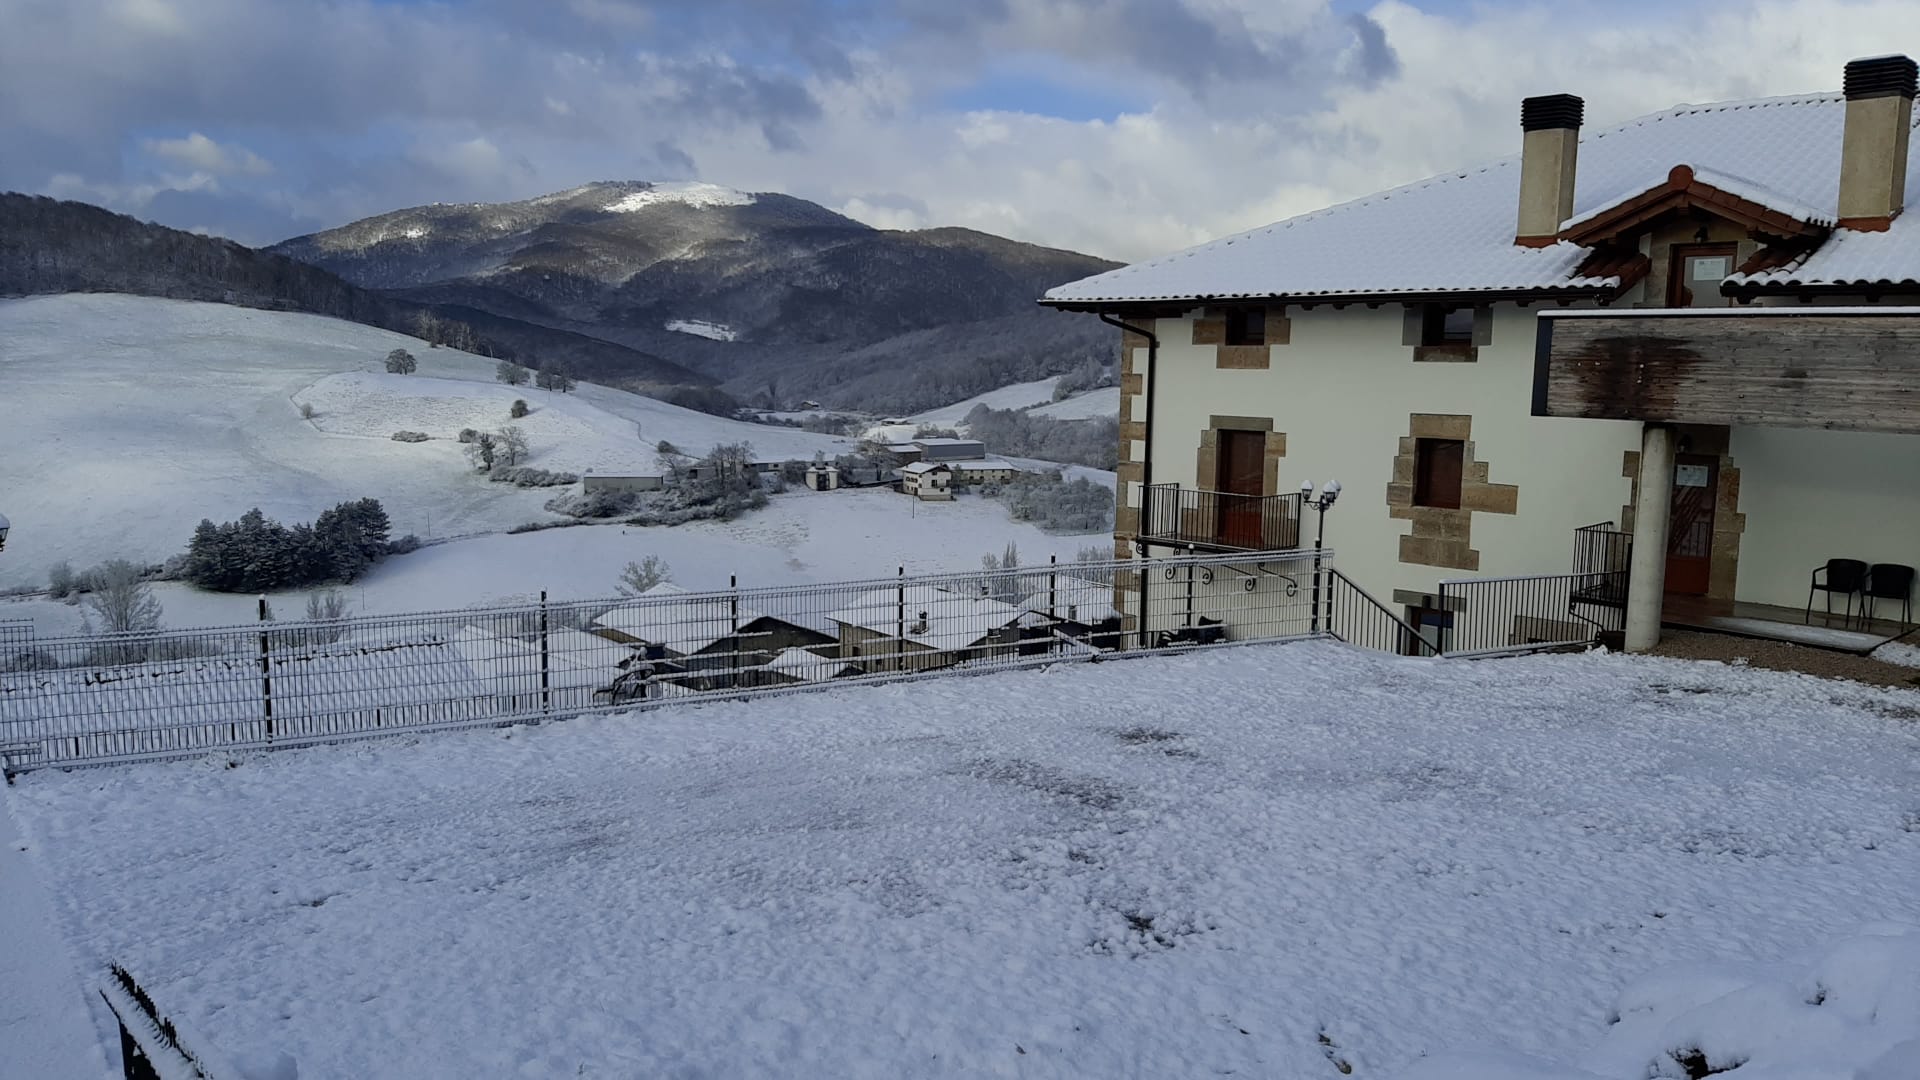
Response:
[[1138, 483, 1303, 552], [1, 549, 1341, 772], [1573, 521, 1632, 583], [1326, 569, 1440, 656], [1438, 571, 1627, 657]]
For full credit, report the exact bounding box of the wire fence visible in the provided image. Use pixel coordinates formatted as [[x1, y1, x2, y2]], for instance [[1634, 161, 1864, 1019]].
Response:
[[1, 549, 1340, 773]]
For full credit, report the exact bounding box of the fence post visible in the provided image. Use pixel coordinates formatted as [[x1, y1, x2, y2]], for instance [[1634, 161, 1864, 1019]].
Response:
[[1048, 554, 1057, 619], [1136, 543, 1151, 650], [538, 590, 551, 715], [896, 566, 905, 674], [257, 595, 273, 742], [729, 574, 741, 686]]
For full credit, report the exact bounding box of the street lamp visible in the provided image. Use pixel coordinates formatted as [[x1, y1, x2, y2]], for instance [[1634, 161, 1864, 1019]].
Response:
[[1298, 481, 1341, 632]]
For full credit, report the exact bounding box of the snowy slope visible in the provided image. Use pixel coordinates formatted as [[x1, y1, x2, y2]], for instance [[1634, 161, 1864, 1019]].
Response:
[[1029, 386, 1120, 421], [15, 643, 1920, 1078], [0, 295, 850, 589], [2, 488, 1110, 634], [905, 376, 1061, 427]]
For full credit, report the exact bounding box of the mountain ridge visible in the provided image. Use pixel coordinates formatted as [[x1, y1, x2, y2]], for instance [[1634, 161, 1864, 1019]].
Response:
[[0, 192, 713, 399], [271, 181, 1123, 412]]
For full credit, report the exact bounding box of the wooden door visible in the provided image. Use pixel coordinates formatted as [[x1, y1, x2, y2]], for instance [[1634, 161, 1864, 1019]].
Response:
[[1215, 430, 1266, 547], [1665, 454, 1717, 595]]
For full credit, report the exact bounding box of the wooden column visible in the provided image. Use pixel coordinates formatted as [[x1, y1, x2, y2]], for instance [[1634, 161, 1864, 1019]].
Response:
[[1625, 424, 1675, 652]]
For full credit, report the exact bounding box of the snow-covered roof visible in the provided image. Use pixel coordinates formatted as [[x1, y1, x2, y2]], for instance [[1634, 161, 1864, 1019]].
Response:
[[1017, 576, 1123, 623], [826, 585, 1024, 651], [762, 647, 858, 682], [911, 438, 985, 448], [451, 625, 628, 691], [900, 461, 951, 476], [1045, 93, 1920, 305], [949, 458, 1017, 470], [591, 584, 770, 656]]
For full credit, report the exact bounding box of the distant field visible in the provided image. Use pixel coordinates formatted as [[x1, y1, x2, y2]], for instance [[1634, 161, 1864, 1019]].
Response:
[[0, 294, 851, 589]]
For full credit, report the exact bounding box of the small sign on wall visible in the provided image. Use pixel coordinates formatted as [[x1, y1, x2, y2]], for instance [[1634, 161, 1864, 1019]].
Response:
[[1674, 463, 1712, 488]]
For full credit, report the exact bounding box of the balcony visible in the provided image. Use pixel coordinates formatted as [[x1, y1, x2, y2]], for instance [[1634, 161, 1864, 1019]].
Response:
[[1138, 483, 1303, 552]]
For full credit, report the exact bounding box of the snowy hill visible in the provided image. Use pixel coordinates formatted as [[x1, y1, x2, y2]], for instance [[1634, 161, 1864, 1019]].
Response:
[[0, 295, 852, 589]]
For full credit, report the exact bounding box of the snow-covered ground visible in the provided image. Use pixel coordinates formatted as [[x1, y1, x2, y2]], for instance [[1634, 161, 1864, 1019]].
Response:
[[0, 800, 113, 1080], [1030, 385, 1120, 421], [0, 294, 851, 590], [2, 489, 1108, 635], [14, 643, 1920, 1078]]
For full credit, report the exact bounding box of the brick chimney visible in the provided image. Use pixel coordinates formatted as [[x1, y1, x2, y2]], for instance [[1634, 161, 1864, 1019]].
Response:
[[1515, 93, 1584, 246], [1837, 54, 1918, 231]]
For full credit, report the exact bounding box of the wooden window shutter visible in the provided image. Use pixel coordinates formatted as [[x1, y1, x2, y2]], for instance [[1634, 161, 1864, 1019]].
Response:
[[1471, 305, 1493, 346]]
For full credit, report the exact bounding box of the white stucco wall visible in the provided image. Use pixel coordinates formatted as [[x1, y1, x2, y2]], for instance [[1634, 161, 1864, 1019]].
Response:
[[1730, 427, 1920, 611], [1138, 305, 1644, 608]]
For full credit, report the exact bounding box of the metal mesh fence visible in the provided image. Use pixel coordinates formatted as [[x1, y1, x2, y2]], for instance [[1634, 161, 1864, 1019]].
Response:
[[0, 549, 1331, 772]]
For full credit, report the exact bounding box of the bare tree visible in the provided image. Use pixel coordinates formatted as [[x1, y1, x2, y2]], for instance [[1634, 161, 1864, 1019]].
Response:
[[385, 348, 417, 374], [616, 555, 671, 597], [82, 560, 162, 634], [496, 425, 529, 467], [496, 361, 529, 386]]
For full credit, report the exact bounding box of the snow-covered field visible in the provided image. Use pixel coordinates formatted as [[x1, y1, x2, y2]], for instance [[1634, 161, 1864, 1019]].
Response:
[[0, 294, 851, 591], [1030, 385, 1120, 421], [3, 488, 1107, 635], [14, 643, 1920, 1078]]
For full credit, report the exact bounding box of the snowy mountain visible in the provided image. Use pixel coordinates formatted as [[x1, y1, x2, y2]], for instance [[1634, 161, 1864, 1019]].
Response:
[[0, 294, 853, 590], [270, 181, 1122, 413], [0, 193, 712, 399]]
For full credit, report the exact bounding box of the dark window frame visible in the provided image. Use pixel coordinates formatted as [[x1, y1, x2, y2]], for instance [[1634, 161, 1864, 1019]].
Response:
[[1224, 306, 1266, 347], [1413, 437, 1465, 510], [1421, 305, 1476, 346]]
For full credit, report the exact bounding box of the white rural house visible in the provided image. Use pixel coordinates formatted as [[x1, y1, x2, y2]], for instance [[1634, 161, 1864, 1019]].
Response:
[[898, 461, 954, 501], [1044, 56, 1920, 653]]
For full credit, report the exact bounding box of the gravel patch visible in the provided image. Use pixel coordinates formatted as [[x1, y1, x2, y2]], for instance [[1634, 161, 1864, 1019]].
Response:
[[1649, 629, 1920, 689]]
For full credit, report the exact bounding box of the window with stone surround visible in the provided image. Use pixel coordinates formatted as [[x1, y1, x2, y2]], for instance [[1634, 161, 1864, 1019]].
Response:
[[1403, 303, 1489, 361], [1414, 438, 1464, 509], [1422, 306, 1474, 345], [1224, 306, 1265, 346]]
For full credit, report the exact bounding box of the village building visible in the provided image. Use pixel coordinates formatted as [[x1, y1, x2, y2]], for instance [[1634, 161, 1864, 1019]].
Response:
[[804, 463, 841, 490], [754, 646, 862, 686], [589, 583, 836, 686], [1043, 55, 1920, 654], [580, 472, 665, 495], [884, 437, 988, 463], [947, 459, 1020, 485], [826, 585, 1025, 672], [898, 461, 954, 501], [1015, 575, 1127, 652]]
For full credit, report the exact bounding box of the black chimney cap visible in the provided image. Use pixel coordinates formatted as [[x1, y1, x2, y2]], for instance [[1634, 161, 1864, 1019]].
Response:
[[1844, 55, 1918, 100], [1521, 94, 1585, 132]]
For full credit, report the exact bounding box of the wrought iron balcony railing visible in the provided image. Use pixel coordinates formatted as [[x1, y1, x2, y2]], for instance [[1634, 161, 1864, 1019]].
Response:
[[1138, 483, 1303, 552]]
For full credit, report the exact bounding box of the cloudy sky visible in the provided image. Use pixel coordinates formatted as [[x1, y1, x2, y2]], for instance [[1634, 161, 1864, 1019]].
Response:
[[5, 0, 1917, 260]]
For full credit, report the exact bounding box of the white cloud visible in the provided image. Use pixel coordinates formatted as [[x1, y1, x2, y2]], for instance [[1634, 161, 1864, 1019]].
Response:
[[14, 0, 1920, 259], [141, 132, 272, 176]]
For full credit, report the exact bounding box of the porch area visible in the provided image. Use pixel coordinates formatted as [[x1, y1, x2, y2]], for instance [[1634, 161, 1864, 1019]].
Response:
[[1533, 307, 1920, 653], [1659, 594, 1911, 654]]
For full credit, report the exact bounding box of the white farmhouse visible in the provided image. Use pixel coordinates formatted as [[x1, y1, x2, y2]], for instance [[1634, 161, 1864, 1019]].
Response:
[[1044, 56, 1920, 653], [898, 461, 954, 501]]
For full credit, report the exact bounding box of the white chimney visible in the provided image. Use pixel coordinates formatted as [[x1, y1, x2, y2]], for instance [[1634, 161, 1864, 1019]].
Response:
[[1515, 94, 1584, 247], [1837, 55, 1918, 231]]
